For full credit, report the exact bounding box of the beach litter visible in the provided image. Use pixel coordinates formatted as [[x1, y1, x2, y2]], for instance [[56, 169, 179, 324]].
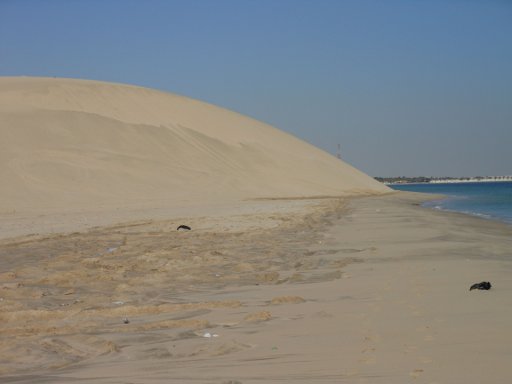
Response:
[[469, 281, 492, 291], [177, 225, 191, 231]]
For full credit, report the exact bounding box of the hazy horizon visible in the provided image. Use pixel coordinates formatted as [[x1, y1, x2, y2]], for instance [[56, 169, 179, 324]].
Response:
[[1, 0, 510, 177]]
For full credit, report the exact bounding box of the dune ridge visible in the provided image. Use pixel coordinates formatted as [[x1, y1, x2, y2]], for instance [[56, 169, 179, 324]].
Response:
[[0, 77, 387, 217]]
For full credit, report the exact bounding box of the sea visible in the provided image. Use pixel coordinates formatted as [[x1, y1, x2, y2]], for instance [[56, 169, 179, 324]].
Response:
[[390, 181, 512, 225]]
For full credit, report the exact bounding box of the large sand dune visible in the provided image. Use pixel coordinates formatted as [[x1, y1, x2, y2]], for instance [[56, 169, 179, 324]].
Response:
[[0, 77, 387, 217], [2, 78, 512, 383]]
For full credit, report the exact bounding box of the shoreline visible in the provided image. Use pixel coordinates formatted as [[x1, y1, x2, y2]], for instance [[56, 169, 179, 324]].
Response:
[[423, 199, 512, 226], [1, 192, 511, 383], [390, 182, 512, 226]]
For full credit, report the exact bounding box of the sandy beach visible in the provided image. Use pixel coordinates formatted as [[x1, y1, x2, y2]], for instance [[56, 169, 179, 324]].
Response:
[[1, 192, 511, 383], [3, 0, 511, 379], [1, 77, 511, 383]]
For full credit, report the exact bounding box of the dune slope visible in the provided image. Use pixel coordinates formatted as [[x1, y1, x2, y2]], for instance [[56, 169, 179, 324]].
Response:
[[0, 77, 388, 215]]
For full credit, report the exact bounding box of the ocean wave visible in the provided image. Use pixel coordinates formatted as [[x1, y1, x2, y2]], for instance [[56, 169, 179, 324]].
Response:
[[422, 202, 508, 224], [460, 210, 492, 220]]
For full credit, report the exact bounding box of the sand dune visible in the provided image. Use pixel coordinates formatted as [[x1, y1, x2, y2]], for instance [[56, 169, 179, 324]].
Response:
[[1, 77, 511, 383], [0, 77, 387, 218]]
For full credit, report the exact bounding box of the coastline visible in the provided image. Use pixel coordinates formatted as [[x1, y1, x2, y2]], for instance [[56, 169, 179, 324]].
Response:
[[1, 192, 512, 383], [390, 181, 512, 226], [422, 197, 512, 225]]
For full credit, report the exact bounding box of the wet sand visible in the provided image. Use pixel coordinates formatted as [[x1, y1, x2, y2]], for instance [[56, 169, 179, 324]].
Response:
[[1, 192, 512, 383]]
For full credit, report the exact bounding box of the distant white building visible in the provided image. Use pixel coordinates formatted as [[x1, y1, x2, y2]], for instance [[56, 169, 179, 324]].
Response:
[[430, 176, 512, 183]]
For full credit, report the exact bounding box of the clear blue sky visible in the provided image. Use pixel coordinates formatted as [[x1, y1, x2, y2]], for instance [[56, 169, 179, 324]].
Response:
[[1, 0, 511, 177]]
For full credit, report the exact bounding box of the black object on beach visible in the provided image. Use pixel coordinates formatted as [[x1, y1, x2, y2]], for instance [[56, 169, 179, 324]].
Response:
[[469, 281, 492, 291], [177, 225, 191, 231]]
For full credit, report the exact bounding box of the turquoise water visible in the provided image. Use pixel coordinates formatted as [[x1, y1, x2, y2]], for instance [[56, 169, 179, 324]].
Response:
[[390, 181, 512, 224]]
